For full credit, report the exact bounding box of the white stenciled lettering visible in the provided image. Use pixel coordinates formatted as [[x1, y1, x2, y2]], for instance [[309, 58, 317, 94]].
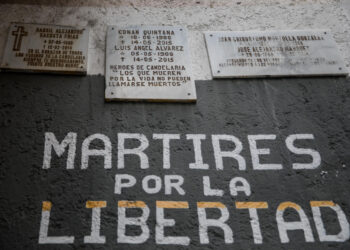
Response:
[[117, 201, 150, 244], [115, 174, 137, 194], [142, 175, 162, 194], [186, 134, 209, 169], [153, 134, 180, 169], [286, 134, 321, 169], [230, 177, 251, 196], [42, 132, 77, 169], [248, 134, 282, 170], [38, 201, 74, 244], [81, 133, 112, 169], [84, 201, 107, 244], [212, 135, 246, 170], [118, 133, 149, 169], [311, 201, 350, 242], [203, 176, 224, 196], [236, 202, 268, 244], [156, 201, 190, 245], [164, 175, 185, 195], [276, 202, 314, 243], [197, 202, 233, 244]]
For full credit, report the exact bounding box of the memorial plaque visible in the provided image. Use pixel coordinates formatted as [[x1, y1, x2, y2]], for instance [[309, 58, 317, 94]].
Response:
[[205, 30, 348, 78], [105, 26, 196, 102], [1, 23, 89, 74]]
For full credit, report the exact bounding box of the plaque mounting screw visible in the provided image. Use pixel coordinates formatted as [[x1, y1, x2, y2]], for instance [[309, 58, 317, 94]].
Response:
[[324, 32, 327, 34], [210, 34, 213, 37], [180, 29, 183, 31], [217, 70, 220, 73], [187, 93, 191, 95], [111, 92, 114, 95], [339, 67, 342, 70]]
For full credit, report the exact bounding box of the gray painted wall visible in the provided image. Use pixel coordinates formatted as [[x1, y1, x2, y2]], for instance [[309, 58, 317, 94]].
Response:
[[0, 73, 349, 249]]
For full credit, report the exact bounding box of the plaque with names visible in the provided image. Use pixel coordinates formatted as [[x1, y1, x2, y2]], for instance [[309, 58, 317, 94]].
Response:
[[1, 23, 89, 74], [105, 26, 197, 102], [205, 30, 348, 78]]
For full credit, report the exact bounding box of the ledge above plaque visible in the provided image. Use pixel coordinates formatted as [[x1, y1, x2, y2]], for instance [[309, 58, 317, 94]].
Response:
[[205, 30, 348, 78], [105, 26, 196, 102], [1, 23, 89, 75]]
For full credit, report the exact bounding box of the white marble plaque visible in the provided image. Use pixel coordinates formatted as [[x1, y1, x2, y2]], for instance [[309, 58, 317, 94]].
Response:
[[1, 23, 89, 74], [205, 30, 348, 78], [105, 26, 196, 102]]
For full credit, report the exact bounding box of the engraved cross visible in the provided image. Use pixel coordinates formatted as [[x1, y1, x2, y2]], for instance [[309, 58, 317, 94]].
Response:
[[12, 26, 28, 51]]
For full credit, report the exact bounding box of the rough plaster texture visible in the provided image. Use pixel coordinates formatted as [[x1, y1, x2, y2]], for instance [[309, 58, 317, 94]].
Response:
[[0, 74, 350, 249], [1, 0, 350, 79]]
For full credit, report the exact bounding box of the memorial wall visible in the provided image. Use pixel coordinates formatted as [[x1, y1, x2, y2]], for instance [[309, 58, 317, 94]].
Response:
[[0, 1, 350, 249]]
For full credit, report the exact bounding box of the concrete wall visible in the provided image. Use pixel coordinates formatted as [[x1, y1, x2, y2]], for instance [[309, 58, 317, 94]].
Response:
[[1, 0, 350, 79], [1, 74, 350, 249]]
